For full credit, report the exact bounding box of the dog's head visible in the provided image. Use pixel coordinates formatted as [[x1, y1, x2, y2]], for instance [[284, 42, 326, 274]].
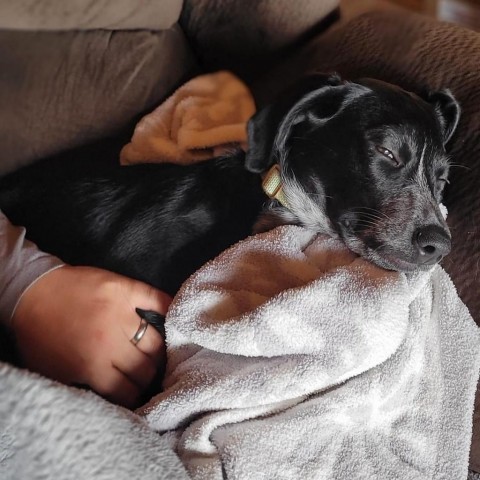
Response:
[[246, 74, 460, 272]]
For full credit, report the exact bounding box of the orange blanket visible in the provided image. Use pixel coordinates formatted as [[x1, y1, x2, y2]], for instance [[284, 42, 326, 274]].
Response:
[[120, 71, 256, 165]]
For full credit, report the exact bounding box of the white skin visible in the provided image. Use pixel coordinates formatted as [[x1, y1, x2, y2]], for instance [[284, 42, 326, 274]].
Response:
[[12, 265, 172, 409]]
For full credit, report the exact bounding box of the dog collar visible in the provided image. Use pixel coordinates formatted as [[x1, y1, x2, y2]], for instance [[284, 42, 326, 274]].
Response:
[[261, 164, 289, 208]]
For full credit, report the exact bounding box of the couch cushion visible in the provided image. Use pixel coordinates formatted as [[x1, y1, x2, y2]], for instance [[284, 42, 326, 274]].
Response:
[[180, 0, 339, 80], [0, 24, 198, 175], [0, 0, 183, 30]]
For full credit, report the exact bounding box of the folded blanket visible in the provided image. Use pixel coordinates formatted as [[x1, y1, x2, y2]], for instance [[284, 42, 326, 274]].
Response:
[[140, 225, 480, 480], [120, 71, 256, 165]]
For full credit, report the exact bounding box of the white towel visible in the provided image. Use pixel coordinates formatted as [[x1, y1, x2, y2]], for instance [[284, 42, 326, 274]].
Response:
[[140, 225, 480, 480]]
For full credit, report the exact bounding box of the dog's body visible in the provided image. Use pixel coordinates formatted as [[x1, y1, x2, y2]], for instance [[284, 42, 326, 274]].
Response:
[[0, 153, 264, 295], [0, 74, 460, 296]]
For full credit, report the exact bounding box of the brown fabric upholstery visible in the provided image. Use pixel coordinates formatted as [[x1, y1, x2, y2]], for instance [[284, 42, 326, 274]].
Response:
[[180, 0, 339, 80], [253, 10, 480, 471], [0, 25, 198, 175], [0, 0, 183, 30]]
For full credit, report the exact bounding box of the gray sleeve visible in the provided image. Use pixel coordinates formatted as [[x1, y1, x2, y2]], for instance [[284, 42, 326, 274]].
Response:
[[0, 210, 64, 326]]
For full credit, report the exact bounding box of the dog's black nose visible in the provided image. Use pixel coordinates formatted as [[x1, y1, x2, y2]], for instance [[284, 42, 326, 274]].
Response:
[[413, 225, 451, 265]]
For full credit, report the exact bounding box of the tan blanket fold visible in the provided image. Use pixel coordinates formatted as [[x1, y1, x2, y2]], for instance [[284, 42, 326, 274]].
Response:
[[120, 71, 256, 165]]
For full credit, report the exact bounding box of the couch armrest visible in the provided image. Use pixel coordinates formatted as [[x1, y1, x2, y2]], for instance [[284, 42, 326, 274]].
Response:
[[0, 0, 183, 30]]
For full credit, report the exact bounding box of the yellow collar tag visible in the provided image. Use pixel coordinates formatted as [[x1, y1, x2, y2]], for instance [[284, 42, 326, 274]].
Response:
[[261, 164, 289, 208]]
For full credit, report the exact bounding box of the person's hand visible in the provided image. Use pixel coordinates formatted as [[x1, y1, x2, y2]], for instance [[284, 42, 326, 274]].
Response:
[[11, 265, 172, 409]]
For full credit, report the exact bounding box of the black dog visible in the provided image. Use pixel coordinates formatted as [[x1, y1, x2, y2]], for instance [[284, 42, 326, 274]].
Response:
[[0, 74, 460, 296]]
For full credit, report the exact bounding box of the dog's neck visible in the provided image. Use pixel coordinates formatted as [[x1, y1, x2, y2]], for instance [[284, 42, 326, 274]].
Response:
[[255, 164, 337, 238]]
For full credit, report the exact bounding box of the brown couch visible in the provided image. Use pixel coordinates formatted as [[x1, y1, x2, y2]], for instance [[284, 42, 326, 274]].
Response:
[[1, 0, 479, 475]]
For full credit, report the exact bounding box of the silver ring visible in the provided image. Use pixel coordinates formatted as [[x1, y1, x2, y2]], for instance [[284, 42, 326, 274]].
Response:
[[130, 317, 149, 346]]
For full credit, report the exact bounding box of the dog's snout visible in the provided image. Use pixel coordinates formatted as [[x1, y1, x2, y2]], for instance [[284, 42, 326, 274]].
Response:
[[413, 225, 451, 265]]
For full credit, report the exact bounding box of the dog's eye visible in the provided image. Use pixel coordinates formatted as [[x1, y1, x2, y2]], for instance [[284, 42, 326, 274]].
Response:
[[375, 146, 401, 167]]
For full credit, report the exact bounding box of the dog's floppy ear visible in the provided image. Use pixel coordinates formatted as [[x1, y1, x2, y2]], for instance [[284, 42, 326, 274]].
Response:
[[245, 73, 344, 173], [426, 89, 461, 145]]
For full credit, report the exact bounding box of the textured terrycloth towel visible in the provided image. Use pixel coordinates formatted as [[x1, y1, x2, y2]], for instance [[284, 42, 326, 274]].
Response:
[[120, 71, 256, 165], [139, 225, 480, 480]]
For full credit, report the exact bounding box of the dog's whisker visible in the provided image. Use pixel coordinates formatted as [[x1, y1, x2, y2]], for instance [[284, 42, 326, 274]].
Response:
[[355, 213, 385, 222], [301, 191, 324, 197], [355, 218, 381, 224], [448, 163, 472, 171], [355, 225, 384, 234], [352, 207, 389, 218], [291, 189, 332, 201], [350, 206, 393, 222], [354, 220, 388, 231], [371, 242, 390, 254], [354, 217, 381, 225], [351, 215, 389, 227]]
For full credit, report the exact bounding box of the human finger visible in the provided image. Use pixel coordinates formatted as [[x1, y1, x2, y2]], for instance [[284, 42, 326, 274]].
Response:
[[129, 312, 166, 364], [88, 366, 142, 409], [113, 343, 158, 390]]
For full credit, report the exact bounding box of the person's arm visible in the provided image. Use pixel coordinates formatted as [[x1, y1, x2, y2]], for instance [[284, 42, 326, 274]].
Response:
[[0, 210, 63, 324], [0, 210, 172, 408]]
